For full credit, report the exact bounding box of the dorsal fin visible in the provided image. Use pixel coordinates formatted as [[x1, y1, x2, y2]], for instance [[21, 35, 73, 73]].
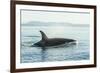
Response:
[[40, 30, 48, 41]]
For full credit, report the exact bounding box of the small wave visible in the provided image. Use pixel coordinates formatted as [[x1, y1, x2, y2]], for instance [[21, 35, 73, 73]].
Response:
[[24, 36, 40, 37], [22, 41, 34, 44], [21, 44, 33, 47]]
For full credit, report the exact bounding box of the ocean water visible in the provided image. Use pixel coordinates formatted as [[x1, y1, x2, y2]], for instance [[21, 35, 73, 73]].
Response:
[[20, 24, 90, 63]]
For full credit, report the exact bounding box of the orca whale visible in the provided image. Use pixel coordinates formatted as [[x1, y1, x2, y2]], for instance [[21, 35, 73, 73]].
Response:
[[34, 30, 76, 47]]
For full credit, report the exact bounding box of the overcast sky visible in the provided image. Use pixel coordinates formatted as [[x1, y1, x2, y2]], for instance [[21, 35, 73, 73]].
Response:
[[21, 10, 90, 25]]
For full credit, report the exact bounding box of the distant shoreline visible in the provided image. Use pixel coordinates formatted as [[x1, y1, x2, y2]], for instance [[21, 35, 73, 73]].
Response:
[[22, 21, 89, 27]]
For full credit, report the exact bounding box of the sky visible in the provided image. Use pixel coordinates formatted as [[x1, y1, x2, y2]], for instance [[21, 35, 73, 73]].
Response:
[[21, 10, 90, 25]]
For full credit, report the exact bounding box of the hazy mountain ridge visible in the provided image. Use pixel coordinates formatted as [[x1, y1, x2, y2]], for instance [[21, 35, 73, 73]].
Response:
[[22, 21, 89, 27]]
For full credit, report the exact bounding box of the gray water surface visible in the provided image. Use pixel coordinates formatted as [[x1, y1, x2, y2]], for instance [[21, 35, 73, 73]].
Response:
[[21, 25, 90, 63]]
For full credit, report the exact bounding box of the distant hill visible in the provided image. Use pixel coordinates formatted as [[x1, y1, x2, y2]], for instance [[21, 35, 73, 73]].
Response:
[[22, 21, 89, 27]]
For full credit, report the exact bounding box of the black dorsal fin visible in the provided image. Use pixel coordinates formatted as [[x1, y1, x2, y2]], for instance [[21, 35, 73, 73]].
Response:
[[40, 30, 48, 41]]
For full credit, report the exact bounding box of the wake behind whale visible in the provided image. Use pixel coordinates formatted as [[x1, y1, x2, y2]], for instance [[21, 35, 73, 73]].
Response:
[[33, 30, 77, 47]]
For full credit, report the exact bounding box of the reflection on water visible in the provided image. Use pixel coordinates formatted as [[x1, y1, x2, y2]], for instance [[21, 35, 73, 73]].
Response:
[[21, 25, 90, 63]]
